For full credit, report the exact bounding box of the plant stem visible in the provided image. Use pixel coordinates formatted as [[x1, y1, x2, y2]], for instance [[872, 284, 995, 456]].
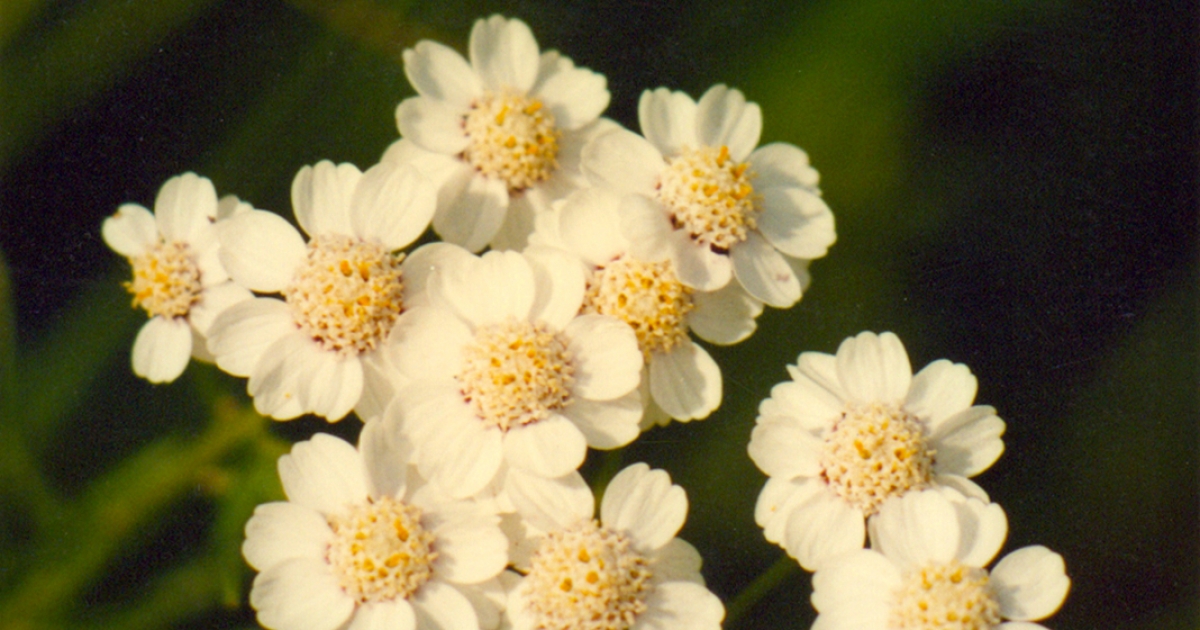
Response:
[[723, 555, 801, 627]]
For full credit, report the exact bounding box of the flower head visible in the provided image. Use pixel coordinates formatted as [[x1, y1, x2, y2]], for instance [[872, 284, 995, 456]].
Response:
[[748, 331, 1006, 570], [582, 84, 836, 308], [388, 15, 615, 252], [101, 173, 252, 383]]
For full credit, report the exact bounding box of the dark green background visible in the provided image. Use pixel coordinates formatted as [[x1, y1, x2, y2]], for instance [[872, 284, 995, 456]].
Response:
[[0, 1, 1195, 629]]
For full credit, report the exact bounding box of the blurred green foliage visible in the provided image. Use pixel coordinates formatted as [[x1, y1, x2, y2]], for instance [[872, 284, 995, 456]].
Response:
[[0, 1, 1194, 629]]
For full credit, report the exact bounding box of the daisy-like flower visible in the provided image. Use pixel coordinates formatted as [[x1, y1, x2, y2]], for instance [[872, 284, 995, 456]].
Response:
[[534, 187, 769, 424], [389, 14, 613, 252], [206, 159, 438, 421], [503, 464, 725, 630], [101, 173, 252, 383], [382, 247, 643, 499], [582, 84, 836, 308], [748, 331, 1006, 570], [243, 424, 509, 630], [811, 488, 1070, 630]]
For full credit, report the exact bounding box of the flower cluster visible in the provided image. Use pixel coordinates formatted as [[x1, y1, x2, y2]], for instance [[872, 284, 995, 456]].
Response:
[[100, 13, 1068, 630]]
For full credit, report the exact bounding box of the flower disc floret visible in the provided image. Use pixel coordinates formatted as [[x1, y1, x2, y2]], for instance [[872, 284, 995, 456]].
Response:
[[820, 402, 933, 515], [524, 519, 652, 630], [891, 560, 1002, 630], [457, 317, 575, 431], [283, 234, 405, 356], [463, 91, 561, 193], [125, 241, 203, 319], [582, 256, 694, 357], [326, 495, 437, 604], [656, 145, 757, 252]]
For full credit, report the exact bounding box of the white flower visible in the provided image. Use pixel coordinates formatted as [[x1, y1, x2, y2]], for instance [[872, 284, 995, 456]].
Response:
[[205, 159, 438, 421], [388, 14, 614, 252], [243, 424, 509, 630], [535, 186, 769, 424], [811, 488, 1070, 630], [503, 464, 724, 630], [101, 173, 253, 383], [381, 247, 643, 499], [581, 84, 836, 308], [748, 331, 1006, 570]]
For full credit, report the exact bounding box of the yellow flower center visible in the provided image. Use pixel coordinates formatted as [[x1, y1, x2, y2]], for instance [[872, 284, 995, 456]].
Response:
[[523, 519, 652, 630], [326, 496, 437, 604], [891, 560, 1002, 630], [124, 241, 203, 319], [656, 145, 757, 252], [582, 256, 693, 358], [462, 91, 560, 193], [820, 402, 933, 515], [283, 234, 405, 356], [457, 317, 575, 431]]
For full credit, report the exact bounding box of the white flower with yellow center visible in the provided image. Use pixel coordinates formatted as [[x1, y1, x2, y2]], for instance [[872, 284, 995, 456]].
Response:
[[811, 488, 1070, 630], [205, 159, 438, 421], [581, 84, 836, 308], [242, 424, 509, 630], [386, 14, 615, 252], [381, 248, 643, 499], [748, 331, 1006, 570], [101, 173, 253, 383], [502, 464, 724, 630], [534, 187, 769, 424]]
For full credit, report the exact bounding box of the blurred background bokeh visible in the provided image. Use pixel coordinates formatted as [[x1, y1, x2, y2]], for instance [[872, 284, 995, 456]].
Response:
[[0, 1, 1195, 629]]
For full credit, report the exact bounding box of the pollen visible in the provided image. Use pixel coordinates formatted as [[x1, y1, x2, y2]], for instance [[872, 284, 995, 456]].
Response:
[[124, 240, 204, 319], [326, 496, 437, 604], [820, 402, 933, 515], [283, 234, 405, 356], [582, 256, 693, 358], [522, 519, 652, 630], [456, 317, 575, 431], [656, 144, 758, 252], [462, 91, 560, 193], [890, 560, 1001, 630]]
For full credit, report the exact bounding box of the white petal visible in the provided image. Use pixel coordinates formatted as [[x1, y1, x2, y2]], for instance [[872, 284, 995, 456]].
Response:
[[390, 306, 473, 381], [488, 192, 536, 252], [301, 353, 363, 422], [188, 281, 253, 335], [242, 501, 331, 571], [431, 164, 508, 253], [216, 194, 254, 220], [102, 203, 158, 256], [695, 85, 761, 161], [581, 128, 663, 196], [757, 377, 844, 433], [400, 242, 475, 310], [758, 187, 837, 259], [432, 519, 509, 585], [434, 249, 534, 326], [469, 15, 539, 92], [154, 172, 218, 243], [747, 142, 820, 191], [870, 489, 960, 569], [639, 581, 724, 630], [565, 314, 642, 401], [216, 209, 307, 293], [649, 341, 721, 421], [810, 549, 900, 615], [997, 623, 1052, 630], [835, 331, 911, 405], [905, 359, 979, 432], [398, 385, 505, 499], [955, 497, 1007, 568], [505, 468, 594, 532], [930, 405, 1006, 477], [600, 463, 687, 552], [934, 473, 990, 502], [648, 538, 704, 585], [534, 64, 609, 131], [350, 161, 436, 249], [637, 87, 698, 158], [396, 97, 471, 155], [673, 239, 733, 292], [359, 419, 408, 500], [503, 415, 587, 478], [560, 388, 642, 449], [991, 546, 1071, 621], [403, 40, 481, 109], [757, 476, 821, 538], [556, 117, 622, 178], [291, 161, 360, 238], [250, 557, 355, 630], [780, 491, 865, 571], [747, 417, 824, 479], [556, 187, 628, 267], [618, 193, 675, 263], [348, 600, 417, 630], [788, 350, 844, 398], [278, 433, 368, 515], [686, 281, 763, 345], [247, 333, 325, 420], [206, 297, 294, 377], [524, 246, 587, 330], [731, 231, 800, 307], [131, 317, 192, 383]]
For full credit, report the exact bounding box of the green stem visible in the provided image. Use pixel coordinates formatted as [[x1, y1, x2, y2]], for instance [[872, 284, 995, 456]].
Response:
[[723, 555, 801, 627]]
